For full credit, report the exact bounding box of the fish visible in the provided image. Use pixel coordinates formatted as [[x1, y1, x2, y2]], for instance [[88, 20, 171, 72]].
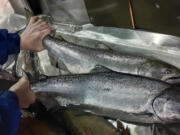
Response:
[[15, 51, 35, 78], [43, 36, 180, 81], [53, 24, 180, 69], [31, 72, 180, 124]]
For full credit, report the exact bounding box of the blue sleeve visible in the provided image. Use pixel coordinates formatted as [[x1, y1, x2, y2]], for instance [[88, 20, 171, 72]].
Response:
[[0, 29, 20, 65], [0, 90, 21, 135]]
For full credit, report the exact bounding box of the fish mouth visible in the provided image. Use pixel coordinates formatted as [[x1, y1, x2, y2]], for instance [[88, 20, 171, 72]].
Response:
[[161, 73, 180, 82]]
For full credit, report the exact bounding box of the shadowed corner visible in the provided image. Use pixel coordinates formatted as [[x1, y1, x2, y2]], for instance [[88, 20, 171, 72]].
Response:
[[0, 79, 17, 91]]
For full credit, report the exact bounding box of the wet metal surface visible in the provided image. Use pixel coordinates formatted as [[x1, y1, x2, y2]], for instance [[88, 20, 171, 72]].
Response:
[[0, 0, 14, 29], [84, 0, 132, 28], [131, 0, 180, 37], [84, 0, 180, 37], [9, 0, 26, 15], [39, 0, 90, 25], [0, 0, 26, 32]]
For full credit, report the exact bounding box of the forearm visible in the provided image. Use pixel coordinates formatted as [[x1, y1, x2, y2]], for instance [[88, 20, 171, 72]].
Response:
[[0, 90, 21, 135], [0, 29, 20, 65]]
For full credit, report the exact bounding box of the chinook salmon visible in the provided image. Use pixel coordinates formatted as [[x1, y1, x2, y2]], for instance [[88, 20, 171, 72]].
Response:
[[31, 72, 180, 124], [43, 36, 180, 81], [53, 24, 180, 70]]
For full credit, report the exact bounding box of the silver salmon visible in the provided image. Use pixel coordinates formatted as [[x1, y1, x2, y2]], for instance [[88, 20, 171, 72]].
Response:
[[53, 24, 180, 69], [43, 36, 180, 81], [31, 72, 180, 124]]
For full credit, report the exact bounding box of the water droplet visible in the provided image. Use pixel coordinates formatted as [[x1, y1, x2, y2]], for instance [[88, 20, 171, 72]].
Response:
[[155, 3, 160, 9]]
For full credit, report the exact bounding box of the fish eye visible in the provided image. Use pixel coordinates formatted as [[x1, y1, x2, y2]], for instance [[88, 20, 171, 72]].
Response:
[[161, 68, 172, 74], [164, 69, 172, 74]]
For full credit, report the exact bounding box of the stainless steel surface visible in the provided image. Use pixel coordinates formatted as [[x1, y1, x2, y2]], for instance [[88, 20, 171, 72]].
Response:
[[0, 0, 26, 32], [132, 0, 180, 37], [27, 0, 180, 36], [0, 0, 14, 29], [39, 0, 90, 25], [3, 13, 26, 33], [7, 0, 180, 36], [9, 0, 26, 15], [84, 0, 132, 28]]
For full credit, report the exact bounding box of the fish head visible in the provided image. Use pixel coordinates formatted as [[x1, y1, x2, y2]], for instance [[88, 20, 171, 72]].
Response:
[[142, 61, 180, 80], [159, 67, 180, 81], [153, 87, 180, 123]]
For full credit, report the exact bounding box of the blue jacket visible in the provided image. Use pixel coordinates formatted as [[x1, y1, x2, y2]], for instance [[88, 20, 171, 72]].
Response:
[[0, 29, 21, 135]]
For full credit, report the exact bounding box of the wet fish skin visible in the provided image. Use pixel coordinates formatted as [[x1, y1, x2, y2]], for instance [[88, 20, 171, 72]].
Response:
[[16, 51, 35, 78], [43, 36, 180, 81], [31, 72, 180, 124]]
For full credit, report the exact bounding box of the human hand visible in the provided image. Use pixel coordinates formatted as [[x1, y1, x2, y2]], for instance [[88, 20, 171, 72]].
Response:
[[20, 16, 51, 51], [9, 77, 36, 109]]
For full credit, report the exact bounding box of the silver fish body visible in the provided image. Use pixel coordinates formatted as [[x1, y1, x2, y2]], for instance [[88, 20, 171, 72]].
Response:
[[16, 51, 35, 77], [52, 24, 180, 69], [31, 72, 180, 124], [43, 36, 180, 81]]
